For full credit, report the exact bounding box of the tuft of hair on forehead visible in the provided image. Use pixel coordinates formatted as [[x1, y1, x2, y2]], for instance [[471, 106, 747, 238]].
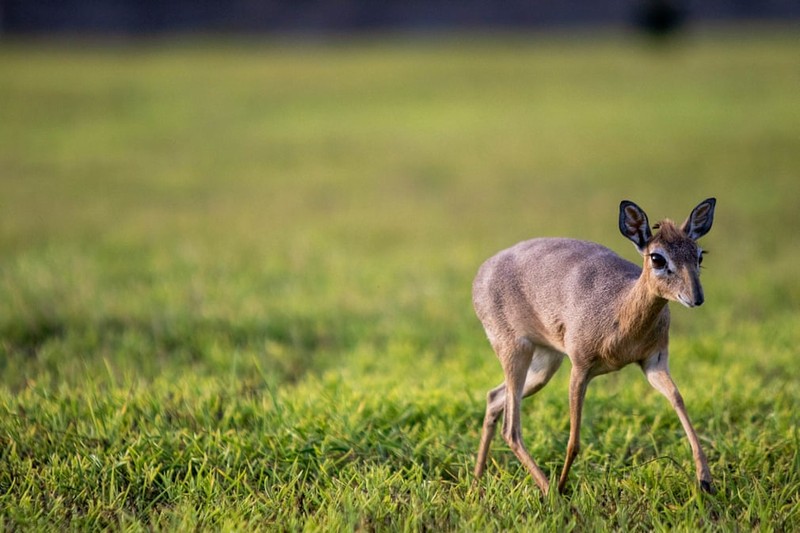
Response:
[[651, 218, 685, 242]]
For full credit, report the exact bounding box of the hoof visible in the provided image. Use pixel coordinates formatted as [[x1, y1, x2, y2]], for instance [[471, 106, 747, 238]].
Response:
[[699, 479, 716, 494]]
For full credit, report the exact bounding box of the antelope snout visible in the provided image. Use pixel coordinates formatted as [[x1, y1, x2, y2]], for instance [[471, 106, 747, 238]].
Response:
[[691, 277, 705, 307], [677, 294, 701, 308], [676, 281, 704, 308], [679, 271, 705, 308], [684, 280, 705, 307]]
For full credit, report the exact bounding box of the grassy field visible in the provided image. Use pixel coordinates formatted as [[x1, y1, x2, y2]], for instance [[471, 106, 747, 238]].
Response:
[[1, 28, 799, 530]]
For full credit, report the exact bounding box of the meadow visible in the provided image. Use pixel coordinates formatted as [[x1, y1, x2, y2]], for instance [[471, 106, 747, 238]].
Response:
[[1, 28, 798, 530]]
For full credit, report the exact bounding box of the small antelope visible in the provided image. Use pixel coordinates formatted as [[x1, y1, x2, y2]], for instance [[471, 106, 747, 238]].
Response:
[[473, 198, 716, 494]]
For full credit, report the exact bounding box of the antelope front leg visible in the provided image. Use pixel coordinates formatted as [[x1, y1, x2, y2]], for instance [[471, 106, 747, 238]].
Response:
[[641, 351, 714, 493], [557, 365, 590, 493]]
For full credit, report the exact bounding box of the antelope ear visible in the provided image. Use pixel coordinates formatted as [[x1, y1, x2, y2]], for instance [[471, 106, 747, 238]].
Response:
[[681, 198, 716, 240], [619, 200, 652, 252]]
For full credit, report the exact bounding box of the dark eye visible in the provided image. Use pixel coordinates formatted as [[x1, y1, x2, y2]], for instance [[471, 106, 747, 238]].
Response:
[[649, 253, 667, 270], [698, 253, 704, 265]]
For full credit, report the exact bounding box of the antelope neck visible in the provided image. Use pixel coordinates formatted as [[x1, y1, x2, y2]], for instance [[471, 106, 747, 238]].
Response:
[[616, 272, 668, 339]]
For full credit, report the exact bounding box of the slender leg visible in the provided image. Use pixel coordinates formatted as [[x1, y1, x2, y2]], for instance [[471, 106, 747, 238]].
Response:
[[498, 340, 553, 494], [641, 351, 714, 493], [474, 382, 505, 479], [557, 364, 591, 493], [503, 344, 550, 494], [475, 348, 564, 480]]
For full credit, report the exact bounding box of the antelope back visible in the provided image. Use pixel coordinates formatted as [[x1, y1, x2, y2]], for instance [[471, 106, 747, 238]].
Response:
[[473, 237, 643, 353]]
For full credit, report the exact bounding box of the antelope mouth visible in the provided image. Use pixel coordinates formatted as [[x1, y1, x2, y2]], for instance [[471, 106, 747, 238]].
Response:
[[676, 295, 696, 308]]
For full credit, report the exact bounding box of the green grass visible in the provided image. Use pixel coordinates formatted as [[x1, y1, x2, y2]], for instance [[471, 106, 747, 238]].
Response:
[[1, 28, 799, 530]]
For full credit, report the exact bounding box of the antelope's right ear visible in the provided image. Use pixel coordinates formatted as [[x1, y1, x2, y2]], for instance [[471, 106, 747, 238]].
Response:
[[619, 200, 652, 252]]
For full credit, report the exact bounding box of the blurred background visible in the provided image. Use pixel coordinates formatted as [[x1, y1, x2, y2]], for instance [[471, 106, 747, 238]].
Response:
[[1, 0, 799, 35]]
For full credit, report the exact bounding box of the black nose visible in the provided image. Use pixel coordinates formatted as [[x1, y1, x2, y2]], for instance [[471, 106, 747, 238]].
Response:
[[694, 296, 704, 307]]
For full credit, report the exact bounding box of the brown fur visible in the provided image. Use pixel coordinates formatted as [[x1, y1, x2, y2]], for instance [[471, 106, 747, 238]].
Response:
[[472, 199, 716, 495]]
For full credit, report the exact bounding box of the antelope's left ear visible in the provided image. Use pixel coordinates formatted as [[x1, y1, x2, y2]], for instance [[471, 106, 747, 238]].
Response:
[[681, 198, 716, 240]]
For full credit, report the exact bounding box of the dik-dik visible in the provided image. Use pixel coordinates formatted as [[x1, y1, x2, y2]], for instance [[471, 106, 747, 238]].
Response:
[[472, 198, 716, 494]]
